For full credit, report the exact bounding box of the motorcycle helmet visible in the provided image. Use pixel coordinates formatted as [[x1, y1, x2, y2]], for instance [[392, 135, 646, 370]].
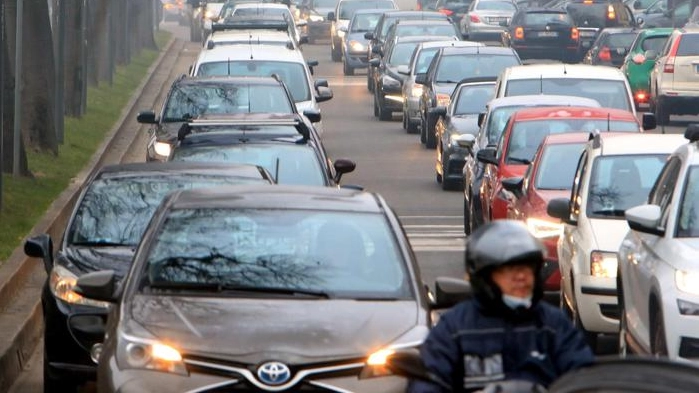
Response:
[[466, 220, 546, 316]]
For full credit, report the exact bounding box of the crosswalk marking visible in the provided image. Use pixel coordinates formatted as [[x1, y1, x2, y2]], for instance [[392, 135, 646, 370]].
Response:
[[401, 220, 467, 252]]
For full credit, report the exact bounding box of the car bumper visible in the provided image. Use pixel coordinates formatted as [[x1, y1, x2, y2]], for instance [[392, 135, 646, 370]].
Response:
[[344, 51, 369, 68], [512, 45, 578, 60], [468, 24, 506, 40], [307, 22, 331, 38], [656, 283, 699, 360], [576, 275, 619, 333], [657, 94, 699, 116]]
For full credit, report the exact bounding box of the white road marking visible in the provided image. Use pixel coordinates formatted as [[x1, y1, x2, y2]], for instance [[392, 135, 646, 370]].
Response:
[[401, 222, 467, 252]]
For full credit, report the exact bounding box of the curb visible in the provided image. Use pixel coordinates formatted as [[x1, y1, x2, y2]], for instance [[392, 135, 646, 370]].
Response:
[[0, 36, 177, 392]]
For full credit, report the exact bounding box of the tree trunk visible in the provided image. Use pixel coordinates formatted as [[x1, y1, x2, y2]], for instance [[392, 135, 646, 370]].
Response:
[[94, 0, 111, 83], [63, 0, 86, 117]]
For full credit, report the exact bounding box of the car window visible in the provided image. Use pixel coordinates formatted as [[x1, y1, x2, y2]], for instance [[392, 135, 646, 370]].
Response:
[[504, 78, 632, 111], [395, 24, 457, 37], [389, 42, 421, 66], [570, 150, 589, 221], [414, 47, 439, 74], [586, 154, 667, 218], [676, 165, 699, 238], [339, 0, 394, 19], [486, 106, 521, 145], [195, 61, 311, 102], [523, 11, 572, 25], [232, 7, 291, 19], [605, 32, 637, 48], [453, 85, 495, 115], [676, 33, 699, 56], [435, 54, 520, 82], [566, 2, 633, 28], [477, 1, 516, 10], [143, 210, 412, 299], [350, 12, 381, 31], [648, 156, 681, 227], [535, 142, 586, 190], [641, 35, 669, 52]]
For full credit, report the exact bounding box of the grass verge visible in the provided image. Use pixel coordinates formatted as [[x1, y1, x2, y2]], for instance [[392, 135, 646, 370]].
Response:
[[0, 30, 172, 262]]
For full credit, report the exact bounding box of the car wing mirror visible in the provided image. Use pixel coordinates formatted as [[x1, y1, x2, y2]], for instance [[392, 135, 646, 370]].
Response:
[[136, 110, 158, 124], [327, 11, 335, 21], [73, 270, 119, 303], [625, 204, 664, 236], [303, 108, 321, 123], [547, 197, 574, 224], [455, 134, 476, 149], [434, 277, 473, 308], [501, 176, 524, 199], [299, 35, 309, 45], [314, 78, 328, 88], [414, 73, 427, 85], [364, 32, 375, 39], [24, 234, 54, 274], [477, 112, 486, 127], [333, 158, 356, 184], [397, 65, 410, 75], [315, 86, 333, 103], [428, 106, 447, 118], [476, 147, 498, 165]]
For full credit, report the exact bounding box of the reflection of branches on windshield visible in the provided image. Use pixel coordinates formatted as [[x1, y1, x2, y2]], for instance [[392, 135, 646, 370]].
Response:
[[588, 185, 626, 216]]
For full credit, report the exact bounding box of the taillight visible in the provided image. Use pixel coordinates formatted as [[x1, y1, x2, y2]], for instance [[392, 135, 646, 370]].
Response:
[[598, 46, 611, 62], [607, 4, 615, 20], [571, 27, 579, 41], [664, 35, 682, 74], [416, 2, 422, 10], [439, 8, 454, 16], [635, 91, 647, 102], [470, 14, 481, 23], [515, 26, 524, 40]]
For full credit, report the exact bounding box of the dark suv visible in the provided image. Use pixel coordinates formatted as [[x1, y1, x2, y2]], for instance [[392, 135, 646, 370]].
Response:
[[563, 0, 638, 55]]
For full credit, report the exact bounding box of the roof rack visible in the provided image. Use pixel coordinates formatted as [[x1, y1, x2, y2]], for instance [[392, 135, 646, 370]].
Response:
[[177, 115, 311, 141], [211, 21, 290, 33]]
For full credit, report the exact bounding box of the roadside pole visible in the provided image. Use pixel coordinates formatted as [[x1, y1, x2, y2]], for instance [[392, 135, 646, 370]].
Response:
[[12, 0, 22, 177]]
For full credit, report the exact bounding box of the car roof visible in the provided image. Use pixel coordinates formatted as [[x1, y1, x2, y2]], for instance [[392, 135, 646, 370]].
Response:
[[381, 10, 445, 17], [94, 161, 273, 181], [487, 95, 602, 109], [591, 133, 686, 155], [168, 184, 385, 213], [195, 43, 305, 63], [395, 35, 455, 43], [416, 40, 484, 49], [599, 27, 639, 34], [542, 132, 594, 145], [353, 8, 396, 14], [440, 46, 516, 55], [233, 2, 289, 9], [395, 19, 453, 25], [512, 106, 637, 121], [176, 75, 284, 87], [501, 64, 626, 80], [638, 27, 674, 36]]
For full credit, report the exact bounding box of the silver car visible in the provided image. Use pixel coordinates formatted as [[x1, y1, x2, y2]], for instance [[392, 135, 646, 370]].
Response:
[[461, 0, 517, 41]]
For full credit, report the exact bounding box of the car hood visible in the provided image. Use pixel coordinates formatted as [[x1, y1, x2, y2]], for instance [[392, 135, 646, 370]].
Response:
[[62, 246, 135, 278], [658, 238, 699, 272], [527, 189, 570, 218], [589, 218, 630, 252], [130, 296, 420, 364], [448, 116, 479, 135], [347, 32, 369, 43]]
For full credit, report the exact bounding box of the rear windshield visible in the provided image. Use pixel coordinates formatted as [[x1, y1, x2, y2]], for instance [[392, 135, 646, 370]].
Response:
[[523, 12, 573, 25], [395, 23, 457, 37], [566, 3, 610, 27], [477, 1, 516, 10], [339, 0, 395, 19], [436, 54, 520, 83], [640, 35, 668, 52], [505, 78, 632, 111], [604, 32, 637, 48], [677, 34, 699, 56]]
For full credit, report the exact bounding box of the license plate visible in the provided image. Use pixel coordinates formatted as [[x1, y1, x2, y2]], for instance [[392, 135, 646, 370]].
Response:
[[580, 31, 596, 37], [537, 31, 558, 37], [489, 17, 506, 22]]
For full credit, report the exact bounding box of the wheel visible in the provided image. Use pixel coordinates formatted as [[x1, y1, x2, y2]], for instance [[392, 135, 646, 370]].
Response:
[[463, 196, 471, 235], [654, 97, 670, 126], [378, 94, 392, 121], [402, 108, 408, 130], [419, 112, 427, 144], [331, 43, 342, 62], [468, 195, 478, 234], [343, 61, 354, 76], [440, 151, 454, 191], [652, 310, 668, 357], [367, 72, 374, 92], [407, 119, 419, 134], [617, 271, 628, 357], [373, 94, 379, 117], [425, 114, 438, 149]]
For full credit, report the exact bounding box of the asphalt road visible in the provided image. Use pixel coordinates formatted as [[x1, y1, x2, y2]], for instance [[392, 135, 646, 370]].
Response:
[[8, 21, 697, 392]]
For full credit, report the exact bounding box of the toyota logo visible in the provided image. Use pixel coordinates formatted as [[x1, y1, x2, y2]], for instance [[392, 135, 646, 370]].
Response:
[[257, 361, 291, 386]]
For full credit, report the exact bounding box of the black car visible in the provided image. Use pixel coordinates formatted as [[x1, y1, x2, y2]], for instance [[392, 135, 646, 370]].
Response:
[[365, 10, 450, 91], [582, 27, 639, 66], [136, 75, 301, 162], [563, 0, 637, 55], [416, 45, 521, 149], [168, 113, 357, 187], [502, 8, 581, 62], [73, 185, 438, 392], [640, 0, 693, 27], [22, 161, 275, 392], [434, 0, 472, 27], [297, 0, 339, 43]]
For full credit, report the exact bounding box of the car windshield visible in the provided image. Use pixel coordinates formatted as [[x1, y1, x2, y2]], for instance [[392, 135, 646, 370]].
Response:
[[68, 174, 266, 246], [486, 106, 521, 145], [477, 1, 516, 10], [314, 0, 338, 7], [640, 35, 669, 52], [535, 142, 585, 190], [413, 47, 439, 74], [351, 12, 382, 31], [339, 0, 395, 19], [170, 144, 327, 186], [162, 84, 294, 121], [453, 84, 495, 115], [395, 24, 456, 37], [436, 54, 519, 83], [196, 61, 311, 103], [566, 3, 613, 27], [587, 154, 667, 218], [507, 119, 638, 164], [142, 209, 412, 299], [677, 165, 699, 238], [389, 42, 421, 66], [523, 12, 572, 25], [505, 79, 632, 111]]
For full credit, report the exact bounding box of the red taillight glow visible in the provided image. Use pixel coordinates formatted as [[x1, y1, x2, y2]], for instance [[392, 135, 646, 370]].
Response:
[[664, 35, 682, 73], [515, 26, 524, 40], [439, 8, 454, 16], [598, 46, 611, 62], [470, 14, 481, 23], [635, 91, 647, 102], [571, 27, 579, 41], [416, 2, 422, 10]]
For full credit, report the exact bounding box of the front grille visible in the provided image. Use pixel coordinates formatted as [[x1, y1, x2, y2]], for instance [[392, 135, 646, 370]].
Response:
[[679, 337, 699, 359], [599, 304, 620, 320], [202, 381, 338, 392]]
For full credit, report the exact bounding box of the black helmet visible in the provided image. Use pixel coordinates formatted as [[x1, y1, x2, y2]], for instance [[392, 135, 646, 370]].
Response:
[[466, 220, 546, 316]]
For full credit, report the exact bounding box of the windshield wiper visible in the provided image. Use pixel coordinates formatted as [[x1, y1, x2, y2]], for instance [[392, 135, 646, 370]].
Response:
[[148, 282, 331, 298], [71, 240, 133, 247], [507, 156, 531, 164], [436, 80, 459, 84], [590, 209, 625, 217]]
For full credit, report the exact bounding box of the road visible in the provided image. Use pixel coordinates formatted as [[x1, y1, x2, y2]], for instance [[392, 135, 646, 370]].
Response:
[[8, 21, 697, 392]]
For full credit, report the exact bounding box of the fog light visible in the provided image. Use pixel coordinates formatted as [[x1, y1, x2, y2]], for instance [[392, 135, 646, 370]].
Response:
[[90, 343, 103, 364]]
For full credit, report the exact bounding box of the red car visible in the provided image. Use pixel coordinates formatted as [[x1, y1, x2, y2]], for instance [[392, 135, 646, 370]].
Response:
[[475, 106, 651, 226], [499, 133, 589, 302]]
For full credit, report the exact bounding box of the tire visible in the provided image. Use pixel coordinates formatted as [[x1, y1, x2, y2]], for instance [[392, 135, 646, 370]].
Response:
[[655, 97, 670, 126], [402, 108, 408, 130], [367, 72, 374, 92], [425, 114, 438, 149], [343, 61, 354, 76], [463, 196, 471, 235], [617, 271, 629, 357], [440, 151, 455, 191], [373, 94, 380, 117], [331, 43, 342, 62], [378, 95, 392, 121], [420, 114, 427, 144], [407, 119, 419, 134], [652, 310, 668, 357]]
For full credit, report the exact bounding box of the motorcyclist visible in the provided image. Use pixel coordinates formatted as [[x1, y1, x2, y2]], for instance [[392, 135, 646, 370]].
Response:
[[409, 220, 594, 393]]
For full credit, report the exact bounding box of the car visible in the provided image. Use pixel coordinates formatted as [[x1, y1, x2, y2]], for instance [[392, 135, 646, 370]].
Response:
[[625, 0, 657, 14], [168, 114, 357, 187], [365, 10, 449, 92], [547, 132, 686, 350], [341, 8, 390, 75], [620, 27, 672, 107], [500, 132, 590, 304], [434, 0, 472, 28], [494, 63, 639, 114], [433, 78, 496, 191], [372, 35, 458, 121], [461, 0, 518, 41], [617, 125, 699, 359], [74, 184, 432, 393], [417, 45, 521, 149], [563, 0, 638, 55], [633, 0, 667, 24], [217, 2, 307, 45], [638, 0, 692, 27], [460, 95, 602, 236], [297, 0, 338, 43], [136, 75, 301, 162], [329, 0, 398, 62], [22, 161, 274, 393], [161, 0, 186, 22], [477, 106, 651, 231], [398, 40, 484, 134], [582, 27, 639, 66], [648, 27, 699, 125], [189, 42, 333, 131], [191, 0, 227, 42], [501, 7, 581, 63]]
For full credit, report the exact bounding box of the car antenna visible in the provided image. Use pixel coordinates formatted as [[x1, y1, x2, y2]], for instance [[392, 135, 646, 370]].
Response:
[[228, 57, 231, 75], [562, 61, 567, 75], [539, 74, 543, 94], [607, 113, 611, 132], [274, 157, 280, 183]]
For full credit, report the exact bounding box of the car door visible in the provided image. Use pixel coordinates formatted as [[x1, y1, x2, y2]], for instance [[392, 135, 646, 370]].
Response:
[[480, 118, 511, 222]]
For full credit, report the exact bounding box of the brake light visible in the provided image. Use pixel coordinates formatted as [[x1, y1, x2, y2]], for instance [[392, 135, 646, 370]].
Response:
[[439, 8, 454, 16], [598, 46, 611, 62], [515, 26, 524, 40], [607, 4, 615, 19], [571, 27, 579, 41], [470, 14, 481, 23], [664, 35, 682, 74], [635, 91, 647, 102], [583, 0, 593, 3], [416, 2, 422, 10]]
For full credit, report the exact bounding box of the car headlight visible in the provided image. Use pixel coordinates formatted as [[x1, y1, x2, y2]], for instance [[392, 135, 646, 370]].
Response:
[[204, 9, 215, 19], [382, 75, 400, 89], [117, 332, 188, 375], [526, 218, 563, 239], [436, 93, 450, 108], [590, 251, 617, 278], [50, 265, 110, 308], [411, 85, 423, 98], [360, 326, 428, 379], [676, 270, 699, 295], [337, 29, 346, 38], [349, 40, 365, 52], [153, 141, 172, 157], [309, 13, 324, 22]]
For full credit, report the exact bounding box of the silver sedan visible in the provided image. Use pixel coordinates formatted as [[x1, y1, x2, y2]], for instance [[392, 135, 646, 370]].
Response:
[[461, 0, 517, 41]]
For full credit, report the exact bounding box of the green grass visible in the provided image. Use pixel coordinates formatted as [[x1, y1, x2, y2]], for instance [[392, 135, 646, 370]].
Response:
[[0, 31, 172, 262]]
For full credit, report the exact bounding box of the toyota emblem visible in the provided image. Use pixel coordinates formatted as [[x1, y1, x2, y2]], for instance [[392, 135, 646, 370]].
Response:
[[257, 361, 291, 386]]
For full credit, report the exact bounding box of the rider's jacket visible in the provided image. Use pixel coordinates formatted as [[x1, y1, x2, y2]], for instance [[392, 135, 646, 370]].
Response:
[[408, 299, 595, 392]]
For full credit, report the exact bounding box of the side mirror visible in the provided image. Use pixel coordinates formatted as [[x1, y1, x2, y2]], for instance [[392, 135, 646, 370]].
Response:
[[455, 134, 476, 149], [434, 277, 473, 308], [644, 49, 657, 60], [333, 158, 356, 184], [369, 58, 381, 68], [429, 106, 447, 118], [476, 148, 498, 165], [314, 78, 328, 88], [364, 32, 375, 40], [371, 45, 381, 55], [327, 11, 335, 21], [641, 112, 657, 130], [685, 123, 699, 141], [636, 16, 644, 26], [397, 65, 410, 75], [625, 204, 664, 236], [338, 26, 348, 33], [547, 197, 573, 223], [633, 0, 641, 9], [414, 73, 427, 85], [303, 108, 321, 123], [501, 176, 524, 199], [477, 112, 486, 127], [315, 86, 333, 103], [136, 110, 158, 124], [73, 270, 119, 303], [24, 234, 54, 274]]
